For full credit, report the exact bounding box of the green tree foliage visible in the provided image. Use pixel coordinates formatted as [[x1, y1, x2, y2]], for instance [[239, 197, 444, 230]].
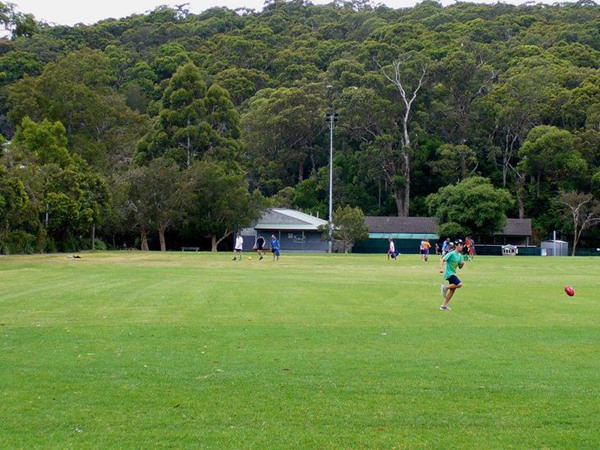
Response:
[[136, 62, 241, 168], [212, 68, 270, 106], [562, 73, 600, 130], [241, 85, 326, 194], [108, 158, 188, 251], [288, 171, 332, 218], [430, 143, 478, 185], [151, 43, 191, 81], [331, 205, 369, 253], [204, 83, 242, 161], [186, 160, 265, 251], [429, 50, 494, 146], [519, 125, 587, 190], [139, 62, 209, 167], [518, 126, 588, 226], [592, 170, 600, 199], [337, 86, 399, 214], [0, 50, 43, 87], [427, 176, 513, 238], [0, 2, 37, 37], [10, 117, 110, 251], [14, 117, 71, 167], [120, 61, 159, 113], [148, 158, 188, 252], [115, 164, 154, 251], [6, 49, 148, 172], [485, 55, 570, 188], [0, 165, 29, 253]]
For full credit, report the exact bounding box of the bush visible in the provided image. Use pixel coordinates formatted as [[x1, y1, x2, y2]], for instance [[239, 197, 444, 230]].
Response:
[[1, 230, 37, 254], [438, 222, 468, 240], [80, 237, 108, 251], [45, 237, 57, 253], [60, 234, 81, 253], [94, 239, 108, 251]]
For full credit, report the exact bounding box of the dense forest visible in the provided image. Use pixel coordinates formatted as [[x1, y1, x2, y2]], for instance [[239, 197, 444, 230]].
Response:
[[0, 0, 598, 253]]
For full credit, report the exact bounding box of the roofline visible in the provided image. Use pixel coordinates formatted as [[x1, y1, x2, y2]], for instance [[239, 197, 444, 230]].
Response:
[[255, 225, 323, 231]]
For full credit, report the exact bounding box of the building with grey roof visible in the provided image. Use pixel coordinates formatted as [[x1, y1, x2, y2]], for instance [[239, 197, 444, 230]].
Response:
[[243, 208, 329, 253]]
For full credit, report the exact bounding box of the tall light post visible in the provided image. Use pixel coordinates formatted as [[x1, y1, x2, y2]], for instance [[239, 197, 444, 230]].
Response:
[[325, 110, 338, 254]]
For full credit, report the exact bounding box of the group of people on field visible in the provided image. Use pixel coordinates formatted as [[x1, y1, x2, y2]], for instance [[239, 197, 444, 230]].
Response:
[[438, 236, 475, 260], [232, 233, 280, 261], [387, 236, 475, 262], [386, 235, 476, 311]]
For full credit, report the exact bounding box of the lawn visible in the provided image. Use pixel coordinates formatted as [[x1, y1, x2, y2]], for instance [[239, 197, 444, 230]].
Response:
[[1, 251, 599, 449]]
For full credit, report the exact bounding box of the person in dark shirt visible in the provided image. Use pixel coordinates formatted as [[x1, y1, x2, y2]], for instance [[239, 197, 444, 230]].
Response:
[[256, 235, 265, 260]]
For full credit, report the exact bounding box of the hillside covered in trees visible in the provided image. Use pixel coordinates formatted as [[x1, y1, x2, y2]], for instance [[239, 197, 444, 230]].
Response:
[[0, 0, 598, 252]]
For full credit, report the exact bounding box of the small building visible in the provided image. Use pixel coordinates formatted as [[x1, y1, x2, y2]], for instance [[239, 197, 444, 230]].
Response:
[[244, 208, 328, 253], [541, 239, 569, 256], [477, 218, 534, 255], [502, 244, 518, 256], [492, 219, 533, 246]]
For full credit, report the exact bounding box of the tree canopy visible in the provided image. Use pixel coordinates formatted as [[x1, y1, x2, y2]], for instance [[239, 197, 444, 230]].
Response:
[[426, 176, 514, 238]]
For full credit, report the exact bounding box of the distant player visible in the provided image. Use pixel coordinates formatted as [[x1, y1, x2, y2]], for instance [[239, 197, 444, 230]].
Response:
[[466, 236, 475, 260], [388, 239, 397, 260], [441, 237, 451, 255], [421, 239, 431, 262], [233, 233, 243, 260], [439, 239, 465, 310], [255, 234, 265, 260], [271, 234, 280, 261]]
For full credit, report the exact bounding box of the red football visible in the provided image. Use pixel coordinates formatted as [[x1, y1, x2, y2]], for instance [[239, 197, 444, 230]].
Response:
[[564, 285, 575, 297]]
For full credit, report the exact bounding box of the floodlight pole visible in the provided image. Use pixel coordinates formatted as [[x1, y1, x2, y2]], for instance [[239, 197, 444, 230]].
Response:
[[326, 111, 337, 254]]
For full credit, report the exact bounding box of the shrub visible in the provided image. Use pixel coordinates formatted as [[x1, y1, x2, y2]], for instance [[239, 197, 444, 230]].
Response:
[[1, 230, 37, 254]]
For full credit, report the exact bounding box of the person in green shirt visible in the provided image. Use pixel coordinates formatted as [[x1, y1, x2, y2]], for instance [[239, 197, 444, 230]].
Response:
[[439, 239, 465, 310]]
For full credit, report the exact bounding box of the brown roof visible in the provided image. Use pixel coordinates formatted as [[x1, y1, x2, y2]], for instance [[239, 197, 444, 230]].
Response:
[[365, 216, 532, 237], [497, 218, 532, 236], [364, 216, 437, 234]]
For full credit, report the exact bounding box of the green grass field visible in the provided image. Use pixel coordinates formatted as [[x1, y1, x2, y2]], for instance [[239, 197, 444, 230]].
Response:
[[1, 251, 599, 449]]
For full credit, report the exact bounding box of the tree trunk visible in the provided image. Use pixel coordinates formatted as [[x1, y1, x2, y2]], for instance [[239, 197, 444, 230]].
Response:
[[383, 159, 405, 217], [401, 146, 410, 216], [389, 146, 410, 217], [211, 230, 232, 252], [159, 227, 166, 252], [394, 190, 404, 217], [140, 226, 149, 251], [572, 218, 584, 257], [516, 172, 526, 219], [460, 154, 468, 180], [571, 222, 583, 256], [501, 131, 518, 188]]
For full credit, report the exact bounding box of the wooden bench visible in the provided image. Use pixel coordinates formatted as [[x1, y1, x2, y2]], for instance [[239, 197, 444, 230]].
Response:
[[181, 247, 200, 252]]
